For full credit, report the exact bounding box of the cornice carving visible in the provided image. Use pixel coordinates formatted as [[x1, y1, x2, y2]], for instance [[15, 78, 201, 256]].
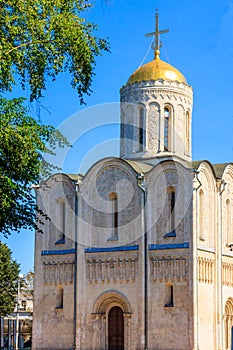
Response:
[[86, 254, 138, 284], [222, 262, 233, 287], [121, 88, 192, 106], [150, 255, 187, 282], [198, 257, 214, 284], [43, 259, 74, 285]]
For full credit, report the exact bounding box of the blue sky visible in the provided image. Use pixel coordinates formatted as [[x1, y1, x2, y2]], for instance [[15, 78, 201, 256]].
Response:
[[2, 0, 233, 273]]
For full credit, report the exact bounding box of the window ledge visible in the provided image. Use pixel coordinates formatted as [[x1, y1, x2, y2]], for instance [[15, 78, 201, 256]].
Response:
[[107, 235, 119, 242], [164, 303, 174, 308], [164, 230, 176, 238], [55, 238, 65, 245]]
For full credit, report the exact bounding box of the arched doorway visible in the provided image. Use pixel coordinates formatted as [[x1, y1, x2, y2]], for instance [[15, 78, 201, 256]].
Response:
[[108, 306, 124, 350], [92, 291, 131, 350]]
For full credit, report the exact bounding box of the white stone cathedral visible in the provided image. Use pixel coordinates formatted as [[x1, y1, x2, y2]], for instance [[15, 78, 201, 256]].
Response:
[[32, 11, 233, 350]]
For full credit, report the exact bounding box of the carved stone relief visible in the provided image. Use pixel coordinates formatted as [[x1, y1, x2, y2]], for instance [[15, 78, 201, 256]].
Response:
[[150, 256, 187, 282], [198, 257, 214, 284], [148, 102, 160, 152], [222, 262, 233, 287], [43, 259, 74, 285], [86, 254, 138, 284]]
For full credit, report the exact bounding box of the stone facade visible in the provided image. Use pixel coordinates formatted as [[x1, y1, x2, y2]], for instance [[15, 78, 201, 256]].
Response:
[[120, 80, 193, 162], [32, 157, 233, 350], [32, 35, 233, 350]]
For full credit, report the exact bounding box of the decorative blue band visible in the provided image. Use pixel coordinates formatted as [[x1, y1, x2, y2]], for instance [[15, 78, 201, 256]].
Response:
[[149, 242, 189, 250], [84, 245, 139, 253], [41, 249, 75, 256]]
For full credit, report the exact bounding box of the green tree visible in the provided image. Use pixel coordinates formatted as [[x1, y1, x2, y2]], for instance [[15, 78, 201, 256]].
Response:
[[21, 271, 34, 298], [0, 0, 109, 102], [0, 1, 109, 236], [0, 96, 69, 236], [0, 242, 20, 316]]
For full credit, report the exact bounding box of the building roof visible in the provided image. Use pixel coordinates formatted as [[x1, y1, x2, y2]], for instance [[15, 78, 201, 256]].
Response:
[[191, 160, 233, 179], [127, 55, 187, 85]]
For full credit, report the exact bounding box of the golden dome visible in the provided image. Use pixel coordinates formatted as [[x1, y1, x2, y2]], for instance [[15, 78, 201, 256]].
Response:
[[127, 53, 187, 85]]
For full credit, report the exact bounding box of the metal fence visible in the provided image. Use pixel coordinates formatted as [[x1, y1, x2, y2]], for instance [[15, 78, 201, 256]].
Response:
[[0, 316, 31, 350]]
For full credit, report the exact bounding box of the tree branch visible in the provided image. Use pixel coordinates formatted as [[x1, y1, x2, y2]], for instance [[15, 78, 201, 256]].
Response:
[[6, 40, 52, 54]]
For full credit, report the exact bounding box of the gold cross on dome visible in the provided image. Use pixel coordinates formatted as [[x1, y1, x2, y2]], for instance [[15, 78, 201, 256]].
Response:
[[145, 9, 169, 58]]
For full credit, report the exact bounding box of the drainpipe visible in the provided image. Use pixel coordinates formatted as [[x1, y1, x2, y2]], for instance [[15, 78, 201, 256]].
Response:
[[217, 179, 226, 350], [193, 170, 202, 350], [137, 173, 148, 350], [73, 179, 81, 350]]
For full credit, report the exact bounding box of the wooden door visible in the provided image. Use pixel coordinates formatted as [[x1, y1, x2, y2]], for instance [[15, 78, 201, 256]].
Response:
[[108, 306, 124, 350]]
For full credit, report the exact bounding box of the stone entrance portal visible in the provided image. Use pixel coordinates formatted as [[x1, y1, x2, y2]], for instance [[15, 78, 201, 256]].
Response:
[[92, 291, 131, 350], [108, 306, 124, 350]]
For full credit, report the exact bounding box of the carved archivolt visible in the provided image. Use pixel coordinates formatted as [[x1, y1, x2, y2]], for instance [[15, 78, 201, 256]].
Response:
[[43, 260, 74, 285], [92, 290, 131, 314], [86, 254, 138, 284], [198, 257, 214, 284], [150, 256, 187, 282], [225, 298, 233, 315]]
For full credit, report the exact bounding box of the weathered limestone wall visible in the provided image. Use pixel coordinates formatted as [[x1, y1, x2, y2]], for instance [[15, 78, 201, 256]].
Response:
[[194, 163, 233, 350], [75, 159, 144, 349], [76, 247, 142, 350], [32, 159, 233, 350], [79, 159, 143, 248], [32, 175, 76, 350], [149, 248, 191, 350]]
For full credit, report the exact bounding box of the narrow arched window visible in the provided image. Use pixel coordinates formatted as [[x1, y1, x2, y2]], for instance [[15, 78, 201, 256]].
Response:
[[61, 201, 65, 241], [165, 283, 174, 307], [164, 107, 170, 151], [186, 111, 191, 155], [170, 190, 175, 231], [164, 186, 176, 238], [138, 106, 146, 151], [199, 190, 204, 240], [108, 192, 118, 240], [56, 199, 66, 243], [59, 200, 65, 241], [226, 199, 231, 244], [167, 187, 175, 233], [56, 285, 63, 309]]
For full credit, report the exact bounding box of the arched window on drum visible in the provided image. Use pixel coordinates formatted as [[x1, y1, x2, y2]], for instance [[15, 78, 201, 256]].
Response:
[[138, 105, 146, 152], [186, 111, 191, 156], [164, 106, 172, 151]]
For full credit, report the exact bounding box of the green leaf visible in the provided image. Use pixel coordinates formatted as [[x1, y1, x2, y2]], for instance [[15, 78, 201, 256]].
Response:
[[0, 96, 70, 236], [0, 0, 109, 103]]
